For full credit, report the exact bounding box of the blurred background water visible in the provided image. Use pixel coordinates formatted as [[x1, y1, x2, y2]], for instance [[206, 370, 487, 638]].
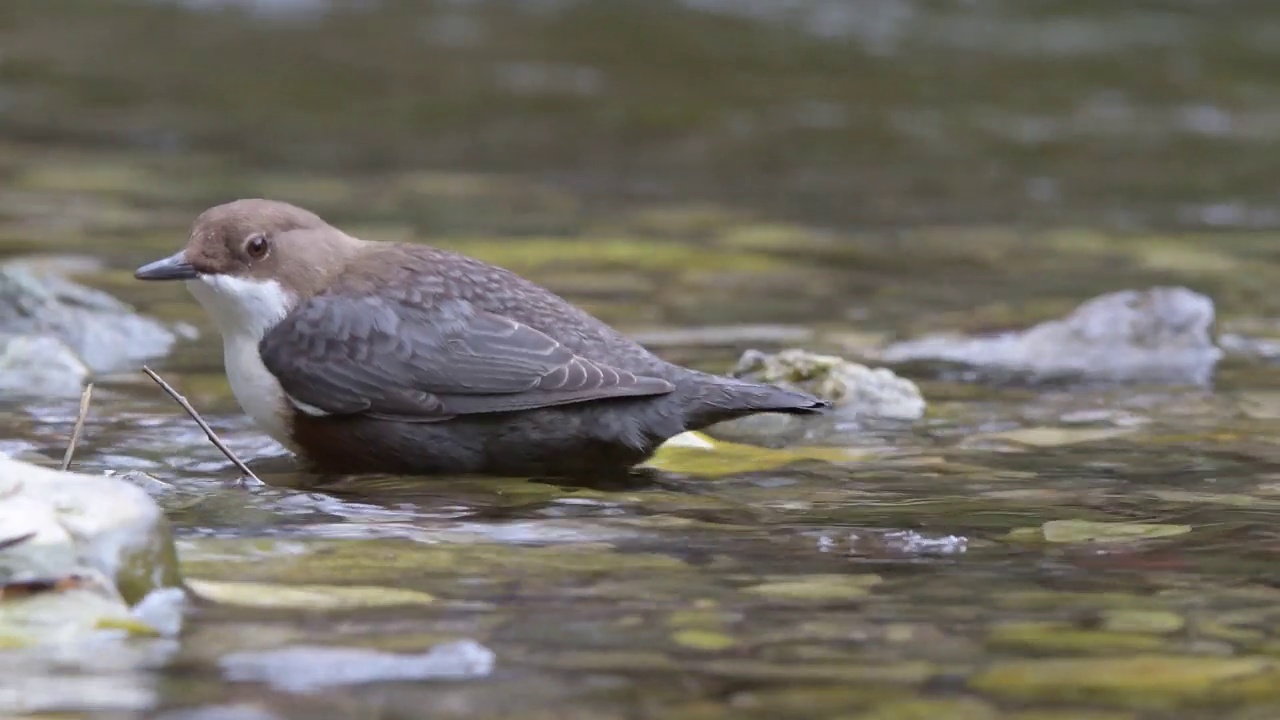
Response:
[[5, 0, 1279, 229]]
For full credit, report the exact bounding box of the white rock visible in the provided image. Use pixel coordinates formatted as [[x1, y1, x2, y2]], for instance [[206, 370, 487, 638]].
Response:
[[0, 334, 90, 398], [219, 640, 497, 694], [0, 455, 183, 646], [0, 261, 182, 376], [881, 287, 1222, 385]]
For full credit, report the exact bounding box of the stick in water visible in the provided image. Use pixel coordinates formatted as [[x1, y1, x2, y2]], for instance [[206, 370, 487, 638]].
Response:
[[60, 383, 94, 471], [141, 365, 261, 484]]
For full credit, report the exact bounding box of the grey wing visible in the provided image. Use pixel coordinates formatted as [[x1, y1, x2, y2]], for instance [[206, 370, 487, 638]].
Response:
[[258, 294, 675, 421]]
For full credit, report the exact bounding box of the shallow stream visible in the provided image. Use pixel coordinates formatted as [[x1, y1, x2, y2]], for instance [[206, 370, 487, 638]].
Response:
[[6, 2, 1280, 718]]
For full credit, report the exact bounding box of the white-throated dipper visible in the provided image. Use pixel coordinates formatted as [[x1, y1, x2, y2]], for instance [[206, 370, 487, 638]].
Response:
[[134, 199, 830, 477]]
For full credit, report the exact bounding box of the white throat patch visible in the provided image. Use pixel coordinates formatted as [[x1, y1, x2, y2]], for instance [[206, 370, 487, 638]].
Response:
[[186, 274, 295, 339], [186, 274, 301, 451]]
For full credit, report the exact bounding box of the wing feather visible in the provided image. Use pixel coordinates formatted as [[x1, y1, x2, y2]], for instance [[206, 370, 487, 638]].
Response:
[[259, 294, 674, 421]]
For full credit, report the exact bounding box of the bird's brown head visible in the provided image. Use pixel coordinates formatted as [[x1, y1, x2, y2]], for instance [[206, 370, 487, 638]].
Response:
[[135, 199, 363, 338]]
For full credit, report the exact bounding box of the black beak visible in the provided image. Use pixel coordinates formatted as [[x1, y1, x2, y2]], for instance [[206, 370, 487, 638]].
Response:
[[134, 251, 198, 281]]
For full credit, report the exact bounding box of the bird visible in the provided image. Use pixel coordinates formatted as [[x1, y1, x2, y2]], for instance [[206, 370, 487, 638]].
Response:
[[134, 199, 830, 478]]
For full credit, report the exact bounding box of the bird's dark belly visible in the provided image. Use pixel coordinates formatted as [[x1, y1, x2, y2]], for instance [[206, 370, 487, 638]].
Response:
[[289, 398, 682, 478]]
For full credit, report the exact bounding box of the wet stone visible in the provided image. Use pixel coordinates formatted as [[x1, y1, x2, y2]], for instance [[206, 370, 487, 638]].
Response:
[[986, 621, 1169, 653], [0, 454, 184, 715], [710, 348, 925, 444], [218, 640, 496, 694], [881, 287, 1223, 385], [0, 259, 185, 390], [744, 574, 884, 601], [646, 431, 872, 477], [1006, 520, 1192, 545], [0, 334, 88, 397], [729, 348, 926, 421], [729, 684, 908, 717], [849, 697, 1000, 720], [965, 426, 1138, 449], [1099, 609, 1186, 635], [970, 655, 1280, 707], [184, 579, 436, 609], [154, 704, 283, 720], [1003, 707, 1136, 712]]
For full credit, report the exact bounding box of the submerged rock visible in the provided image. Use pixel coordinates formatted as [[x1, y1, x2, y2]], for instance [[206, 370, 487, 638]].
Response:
[[218, 640, 496, 694], [970, 654, 1280, 706], [880, 287, 1222, 385], [0, 259, 185, 395], [0, 334, 89, 397], [0, 455, 184, 647], [707, 348, 925, 444], [647, 430, 874, 476]]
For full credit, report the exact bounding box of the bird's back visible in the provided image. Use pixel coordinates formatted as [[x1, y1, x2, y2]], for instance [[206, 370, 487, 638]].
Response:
[[332, 243, 681, 379], [328, 242, 828, 431]]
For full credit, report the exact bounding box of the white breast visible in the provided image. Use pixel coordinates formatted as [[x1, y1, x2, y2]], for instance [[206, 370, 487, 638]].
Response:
[[186, 274, 301, 452]]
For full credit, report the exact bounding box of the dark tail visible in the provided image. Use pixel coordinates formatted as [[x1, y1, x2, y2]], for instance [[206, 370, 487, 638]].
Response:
[[679, 373, 831, 430]]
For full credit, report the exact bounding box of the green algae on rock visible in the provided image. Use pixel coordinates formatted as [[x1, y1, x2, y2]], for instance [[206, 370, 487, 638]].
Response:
[[645, 431, 873, 477], [672, 629, 739, 652], [729, 348, 926, 421], [178, 537, 690, 590], [970, 655, 1280, 708], [1044, 520, 1191, 544], [1098, 609, 1186, 635], [744, 574, 883, 601], [703, 347, 925, 446], [848, 697, 999, 720], [185, 579, 436, 610], [986, 621, 1169, 654], [698, 657, 936, 685], [1007, 711, 1137, 720], [728, 684, 911, 718]]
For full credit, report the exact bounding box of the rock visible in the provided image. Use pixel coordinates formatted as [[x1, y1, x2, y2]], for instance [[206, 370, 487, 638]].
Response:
[[1006, 520, 1191, 545], [1216, 317, 1280, 360], [744, 574, 884, 601], [0, 455, 184, 648], [963, 426, 1138, 449], [707, 348, 925, 444], [970, 655, 1280, 706], [155, 705, 283, 720], [218, 640, 496, 694], [647, 431, 875, 476], [1219, 331, 1280, 360], [856, 698, 999, 720], [880, 287, 1222, 385], [0, 259, 184, 388], [730, 348, 926, 420], [0, 334, 89, 397], [185, 579, 436, 609]]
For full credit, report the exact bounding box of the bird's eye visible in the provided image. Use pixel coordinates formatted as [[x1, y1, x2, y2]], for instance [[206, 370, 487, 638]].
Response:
[[245, 235, 270, 260]]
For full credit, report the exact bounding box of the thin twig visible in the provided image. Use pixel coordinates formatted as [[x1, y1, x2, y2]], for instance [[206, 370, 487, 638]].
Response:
[[60, 383, 94, 471], [141, 365, 261, 485], [0, 532, 35, 552]]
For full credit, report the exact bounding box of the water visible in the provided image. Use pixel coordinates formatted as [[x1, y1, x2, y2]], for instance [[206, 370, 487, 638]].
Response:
[[6, 1, 1280, 718]]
